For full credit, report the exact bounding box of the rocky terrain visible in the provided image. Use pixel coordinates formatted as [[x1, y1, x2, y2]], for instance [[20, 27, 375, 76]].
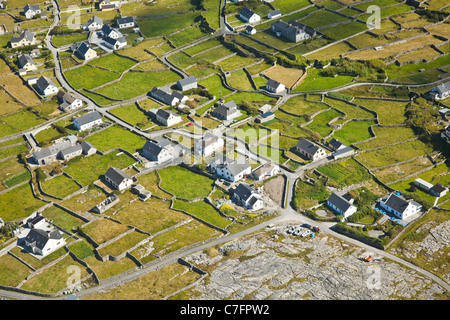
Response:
[[185, 224, 446, 300]]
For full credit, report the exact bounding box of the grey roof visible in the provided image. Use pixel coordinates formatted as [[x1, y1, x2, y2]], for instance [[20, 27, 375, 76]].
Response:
[[87, 15, 103, 25], [59, 144, 82, 157], [269, 9, 282, 16], [76, 41, 94, 57], [18, 54, 35, 68], [155, 108, 179, 120], [331, 146, 354, 157], [105, 167, 131, 185], [212, 101, 239, 118], [384, 193, 409, 214], [431, 183, 447, 193], [117, 16, 134, 25], [171, 91, 186, 101], [328, 138, 344, 150], [11, 30, 34, 44], [197, 132, 220, 148], [151, 87, 179, 105], [142, 140, 165, 158], [296, 138, 319, 154], [104, 35, 126, 46], [266, 78, 282, 90], [240, 7, 257, 19], [81, 141, 96, 153], [37, 76, 57, 91], [225, 158, 251, 176], [25, 228, 62, 250], [245, 25, 255, 32], [234, 183, 255, 201], [33, 140, 72, 161], [206, 153, 234, 166], [327, 193, 353, 213], [435, 80, 450, 94], [177, 76, 197, 87], [24, 4, 40, 12], [75, 111, 102, 127], [272, 20, 315, 39]]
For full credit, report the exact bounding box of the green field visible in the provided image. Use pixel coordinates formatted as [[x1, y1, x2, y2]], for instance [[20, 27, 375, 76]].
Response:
[[84, 125, 146, 154], [172, 199, 231, 229], [158, 166, 214, 199], [40, 174, 81, 199], [332, 120, 376, 146], [88, 54, 137, 73], [317, 158, 373, 189], [64, 65, 120, 90]]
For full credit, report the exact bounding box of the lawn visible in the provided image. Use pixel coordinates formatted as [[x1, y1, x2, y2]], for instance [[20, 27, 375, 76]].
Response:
[[294, 68, 354, 92], [97, 231, 149, 258], [0, 183, 45, 222], [41, 205, 85, 232], [40, 174, 81, 199], [136, 171, 172, 199], [215, 55, 261, 72], [317, 158, 373, 189], [0, 157, 29, 191], [227, 69, 254, 90], [109, 104, 152, 129], [293, 177, 330, 210], [84, 125, 146, 154], [280, 95, 328, 116], [354, 99, 408, 125], [199, 74, 234, 99], [319, 21, 368, 41], [299, 9, 350, 28], [68, 240, 95, 260], [138, 11, 199, 38], [183, 38, 222, 56], [88, 53, 137, 73], [81, 218, 130, 245], [0, 254, 32, 287], [52, 32, 89, 47], [172, 200, 231, 229], [111, 196, 189, 234], [64, 65, 120, 90], [324, 97, 375, 120], [59, 185, 108, 214], [93, 70, 181, 100], [168, 26, 208, 47], [305, 109, 344, 137], [332, 120, 376, 146], [158, 166, 214, 199], [64, 152, 136, 187], [355, 139, 434, 169], [20, 255, 89, 294], [356, 126, 417, 150], [0, 110, 46, 139], [133, 220, 220, 264]]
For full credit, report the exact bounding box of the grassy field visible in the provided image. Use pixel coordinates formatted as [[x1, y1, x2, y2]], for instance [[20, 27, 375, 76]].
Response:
[[59, 185, 108, 214], [324, 98, 375, 120], [319, 21, 368, 41], [20, 255, 89, 294], [0, 254, 32, 287], [136, 171, 172, 199], [111, 195, 189, 234], [138, 11, 199, 38], [109, 104, 151, 129], [88, 54, 137, 73], [332, 120, 376, 145], [317, 158, 373, 189], [172, 199, 231, 229], [52, 33, 89, 47], [199, 74, 234, 99], [305, 109, 344, 137], [356, 126, 417, 150], [354, 99, 408, 125], [372, 157, 434, 184], [0, 183, 45, 222], [42, 205, 85, 232], [227, 69, 254, 90], [68, 240, 95, 260], [40, 174, 81, 199], [64, 152, 136, 187], [93, 70, 181, 100], [294, 177, 330, 210], [81, 218, 130, 245], [0, 157, 30, 191], [84, 125, 146, 154], [0, 111, 46, 139], [355, 139, 434, 169], [84, 255, 139, 281], [97, 231, 149, 258], [158, 166, 214, 199], [294, 68, 354, 92], [64, 65, 120, 90]]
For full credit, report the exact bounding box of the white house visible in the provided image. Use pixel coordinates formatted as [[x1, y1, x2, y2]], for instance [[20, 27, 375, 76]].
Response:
[[104, 167, 133, 192], [72, 41, 98, 61], [104, 36, 127, 50], [252, 161, 280, 181], [195, 132, 224, 157], [233, 183, 264, 211], [17, 54, 37, 72], [10, 30, 35, 48], [84, 15, 103, 31], [240, 8, 260, 24], [56, 90, 83, 112], [268, 9, 282, 19], [57, 144, 83, 161], [36, 76, 58, 96], [379, 193, 422, 220], [74, 111, 103, 131], [211, 101, 241, 121], [141, 140, 174, 164], [441, 125, 450, 141], [177, 76, 197, 91], [24, 4, 41, 19], [216, 157, 251, 182], [245, 25, 256, 35], [431, 81, 450, 100], [266, 79, 285, 93], [154, 109, 182, 127], [326, 193, 357, 219], [295, 138, 326, 161], [430, 183, 448, 197], [24, 228, 65, 257], [117, 16, 135, 29], [102, 24, 122, 39]]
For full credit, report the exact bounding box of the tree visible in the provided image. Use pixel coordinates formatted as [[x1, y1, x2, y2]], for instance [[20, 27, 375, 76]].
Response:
[[35, 167, 46, 182]]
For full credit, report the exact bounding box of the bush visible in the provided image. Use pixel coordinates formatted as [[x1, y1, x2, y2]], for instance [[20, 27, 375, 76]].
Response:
[[35, 168, 47, 182]]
